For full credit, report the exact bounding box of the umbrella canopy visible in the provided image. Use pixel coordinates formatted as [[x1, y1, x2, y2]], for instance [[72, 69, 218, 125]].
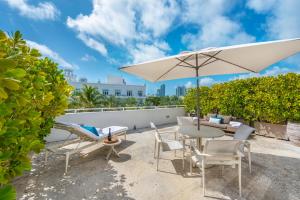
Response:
[[120, 38, 300, 82], [120, 38, 300, 130]]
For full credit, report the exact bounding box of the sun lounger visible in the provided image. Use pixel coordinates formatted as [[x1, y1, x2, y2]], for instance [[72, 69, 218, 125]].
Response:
[[45, 122, 128, 173]]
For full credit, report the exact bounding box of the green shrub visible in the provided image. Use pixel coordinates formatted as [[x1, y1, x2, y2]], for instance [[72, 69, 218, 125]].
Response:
[[0, 30, 71, 199], [184, 73, 300, 124]]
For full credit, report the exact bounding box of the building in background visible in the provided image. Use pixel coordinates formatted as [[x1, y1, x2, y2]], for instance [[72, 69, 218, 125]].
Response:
[[64, 69, 77, 82], [69, 75, 146, 101], [176, 86, 186, 97], [156, 84, 165, 97]]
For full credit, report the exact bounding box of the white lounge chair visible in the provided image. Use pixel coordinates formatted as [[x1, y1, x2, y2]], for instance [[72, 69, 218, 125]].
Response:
[[150, 122, 185, 172], [45, 122, 128, 173], [190, 140, 244, 197]]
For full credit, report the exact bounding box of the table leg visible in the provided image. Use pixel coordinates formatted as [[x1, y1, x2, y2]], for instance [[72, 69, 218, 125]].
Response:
[[106, 147, 113, 160], [112, 146, 120, 157]]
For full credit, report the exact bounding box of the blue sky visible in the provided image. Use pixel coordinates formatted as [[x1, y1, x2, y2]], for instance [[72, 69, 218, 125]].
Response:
[[1, 0, 300, 95]]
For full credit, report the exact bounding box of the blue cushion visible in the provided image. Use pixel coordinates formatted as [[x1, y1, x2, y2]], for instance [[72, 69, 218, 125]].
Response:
[[209, 117, 221, 124], [216, 115, 224, 124], [80, 125, 99, 136]]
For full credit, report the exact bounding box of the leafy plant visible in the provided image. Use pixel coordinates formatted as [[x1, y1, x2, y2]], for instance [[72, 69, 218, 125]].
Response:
[[0, 30, 71, 199], [184, 73, 300, 124]]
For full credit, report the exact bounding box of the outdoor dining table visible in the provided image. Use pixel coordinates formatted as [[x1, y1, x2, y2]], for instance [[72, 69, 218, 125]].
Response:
[[178, 125, 225, 150]]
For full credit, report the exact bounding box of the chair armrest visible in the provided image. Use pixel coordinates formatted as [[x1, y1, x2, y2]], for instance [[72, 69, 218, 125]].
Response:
[[159, 131, 176, 134], [236, 149, 245, 157]]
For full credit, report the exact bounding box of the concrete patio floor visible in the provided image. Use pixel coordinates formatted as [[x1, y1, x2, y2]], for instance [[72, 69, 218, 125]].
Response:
[[14, 125, 300, 200]]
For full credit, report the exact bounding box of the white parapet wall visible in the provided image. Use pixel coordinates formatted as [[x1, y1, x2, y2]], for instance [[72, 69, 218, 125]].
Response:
[[46, 107, 185, 142]]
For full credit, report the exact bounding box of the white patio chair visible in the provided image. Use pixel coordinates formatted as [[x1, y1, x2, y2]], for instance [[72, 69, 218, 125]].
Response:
[[233, 124, 255, 173], [150, 122, 185, 171], [176, 116, 195, 148], [46, 122, 128, 173], [190, 140, 244, 197]]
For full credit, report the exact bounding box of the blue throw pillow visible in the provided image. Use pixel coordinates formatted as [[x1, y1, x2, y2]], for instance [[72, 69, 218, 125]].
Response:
[[209, 117, 221, 124], [216, 115, 224, 124], [80, 125, 99, 136]]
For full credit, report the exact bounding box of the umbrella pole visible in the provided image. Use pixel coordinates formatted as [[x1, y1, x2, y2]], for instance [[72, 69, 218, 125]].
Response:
[[196, 68, 200, 131]]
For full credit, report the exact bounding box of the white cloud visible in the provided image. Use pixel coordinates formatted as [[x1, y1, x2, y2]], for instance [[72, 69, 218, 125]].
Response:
[[4, 0, 59, 20], [231, 66, 292, 80], [81, 54, 96, 62], [199, 77, 216, 86], [247, 0, 300, 39], [246, 0, 277, 13], [185, 81, 193, 88], [67, 0, 137, 46], [185, 77, 216, 88], [137, 0, 179, 37], [181, 0, 255, 50], [26, 40, 76, 70], [66, 0, 177, 60], [129, 43, 167, 64], [77, 33, 107, 56], [247, 0, 300, 67]]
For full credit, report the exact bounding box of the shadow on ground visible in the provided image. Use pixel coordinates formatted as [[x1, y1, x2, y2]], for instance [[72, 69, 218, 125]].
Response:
[[168, 151, 300, 200], [14, 140, 135, 200]]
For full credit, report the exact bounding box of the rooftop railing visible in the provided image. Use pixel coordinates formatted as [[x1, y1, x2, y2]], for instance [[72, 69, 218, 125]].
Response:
[[65, 105, 185, 113]]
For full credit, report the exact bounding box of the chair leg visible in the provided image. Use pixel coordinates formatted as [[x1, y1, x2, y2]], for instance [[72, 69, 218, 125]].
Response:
[[189, 145, 192, 174], [238, 158, 242, 197], [156, 144, 160, 171], [65, 152, 70, 174], [190, 156, 192, 174], [154, 140, 157, 158], [174, 132, 177, 157], [182, 147, 185, 171], [248, 146, 252, 174], [202, 160, 205, 197]]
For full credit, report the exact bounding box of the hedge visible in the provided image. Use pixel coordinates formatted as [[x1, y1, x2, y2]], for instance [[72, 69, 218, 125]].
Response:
[[184, 73, 300, 124], [0, 31, 71, 199]]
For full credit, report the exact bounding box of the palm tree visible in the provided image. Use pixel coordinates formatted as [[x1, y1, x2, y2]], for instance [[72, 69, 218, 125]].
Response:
[[78, 85, 103, 108]]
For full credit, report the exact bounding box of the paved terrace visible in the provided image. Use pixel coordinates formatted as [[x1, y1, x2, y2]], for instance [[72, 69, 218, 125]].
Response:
[[15, 125, 300, 200]]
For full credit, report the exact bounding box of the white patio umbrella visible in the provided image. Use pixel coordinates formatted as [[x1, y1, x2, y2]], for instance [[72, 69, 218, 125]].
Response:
[[120, 38, 300, 130]]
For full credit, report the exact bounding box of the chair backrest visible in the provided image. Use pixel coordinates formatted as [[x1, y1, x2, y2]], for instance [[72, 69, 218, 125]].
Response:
[[233, 125, 255, 140], [177, 116, 194, 126], [150, 122, 162, 142], [204, 140, 241, 155], [54, 122, 99, 140]]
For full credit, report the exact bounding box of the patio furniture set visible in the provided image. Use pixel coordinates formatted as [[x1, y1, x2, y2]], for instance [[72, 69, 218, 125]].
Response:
[[151, 116, 255, 197], [45, 122, 128, 173]]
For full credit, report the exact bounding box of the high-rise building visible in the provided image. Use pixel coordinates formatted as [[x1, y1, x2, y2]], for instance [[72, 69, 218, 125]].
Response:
[[158, 84, 165, 97], [176, 86, 186, 97]]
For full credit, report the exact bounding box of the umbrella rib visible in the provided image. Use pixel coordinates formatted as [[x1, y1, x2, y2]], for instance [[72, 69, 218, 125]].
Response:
[[200, 53, 257, 73], [175, 58, 196, 68], [154, 54, 194, 82], [198, 51, 222, 68], [178, 64, 195, 69]]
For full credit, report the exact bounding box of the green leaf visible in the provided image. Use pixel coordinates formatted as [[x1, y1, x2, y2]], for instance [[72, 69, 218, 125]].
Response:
[[2, 78, 20, 90], [0, 185, 16, 200], [5, 68, 26, 78], [0, 59, 16, 72], [0, 88, 8, 99], [0, 30, 7, 41], [29, 140, 44, 153]]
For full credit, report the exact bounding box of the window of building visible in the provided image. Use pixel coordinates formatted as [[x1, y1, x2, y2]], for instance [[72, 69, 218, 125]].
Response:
[[115, 89, 121, 96], [138, 90, 143, 97], [127, 90, 133, 96], [103, 89, 109, 96]]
